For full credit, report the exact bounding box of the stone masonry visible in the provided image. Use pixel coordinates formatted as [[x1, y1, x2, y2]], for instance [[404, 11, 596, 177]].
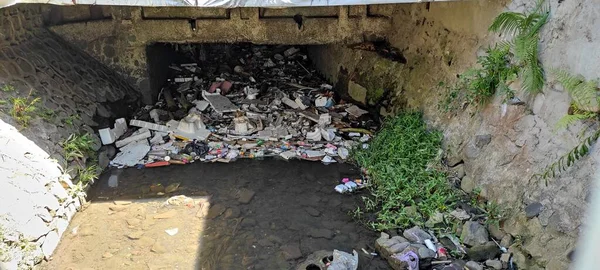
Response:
[[0, 4, 139, 269]]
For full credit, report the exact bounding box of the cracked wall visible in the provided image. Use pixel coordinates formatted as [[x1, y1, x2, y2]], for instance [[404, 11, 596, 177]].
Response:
[[310, 0, 599, 268]]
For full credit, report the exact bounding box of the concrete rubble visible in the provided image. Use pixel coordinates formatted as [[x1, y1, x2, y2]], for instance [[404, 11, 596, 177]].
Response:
[[100, 45, 378, 169]]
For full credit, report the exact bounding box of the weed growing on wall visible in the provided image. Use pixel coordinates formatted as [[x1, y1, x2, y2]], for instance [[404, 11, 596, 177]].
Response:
[[440, 46, 518, 112], [352, 112, 456, 230], [61, 133, 95, 162], [9, 93, 40, 127], [489, 0, 550, 94], [539, 70, 600, 180]]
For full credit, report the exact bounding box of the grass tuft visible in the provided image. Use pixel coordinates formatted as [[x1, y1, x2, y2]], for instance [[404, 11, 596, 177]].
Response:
[[61, 133, 95, 162], [352, 112, 457, 230], [10, 93, 40, 127]]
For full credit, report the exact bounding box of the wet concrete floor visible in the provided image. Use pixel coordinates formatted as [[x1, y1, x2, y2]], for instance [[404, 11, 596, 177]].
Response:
[[43, 159, 389, 269]]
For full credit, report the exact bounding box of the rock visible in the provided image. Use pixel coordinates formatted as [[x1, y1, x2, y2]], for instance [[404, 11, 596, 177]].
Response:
[[281, 244, 302, 260], [206, 204, 227, 219], [348, 81, 367, 104], [41, 231, 60, 258], [465, 261, 483, 270], [500, 252, 511, 266], [307, 228, 334, 239], [460, 176, 476, 193], [388, 242, 410, 254], [22, 217, 50, 241], [237, 188, 255, 204], [153, 210, 177, 219], [109, 205, 127, 212], [165, 183, 180, 193], [126, 218, 141, 226], [418, 247, 437, 259], [485, 259, 503, 269], [475, 134, 492, 148], [425, 211, 444, 228], [241, 218, 256, 228], [391, 236, 408, 243], [450, 209, 471, 221], [56, 218, 69, 235], [447, 156, 463, 167], [403, 226, 431, 243], [467, 242, 501, 262], [38, 192, 60, 211], [525, 202, 543, 218], [305, 207, 321, 217], [127, 231, 144, 240], [114, 200, 132, 205], [151, 241, 167, 254], [500, 234, 513, 247], [149, 184, 165, 193], [103, 252, 113, 258], [461, 221, 489, 247], [452, 164, 466, 179], [224, 207, 241, 219], [49, 182, 69, 200], [487, 223, 505, 240]]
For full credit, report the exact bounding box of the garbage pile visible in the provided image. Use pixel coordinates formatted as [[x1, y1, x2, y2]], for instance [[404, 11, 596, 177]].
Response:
[[99, 45, 378, 168], [375, 222, 511, 270]]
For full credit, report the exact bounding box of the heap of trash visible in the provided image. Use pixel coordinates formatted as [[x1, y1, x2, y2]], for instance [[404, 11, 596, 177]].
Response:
[[98, 45, 378, 169]]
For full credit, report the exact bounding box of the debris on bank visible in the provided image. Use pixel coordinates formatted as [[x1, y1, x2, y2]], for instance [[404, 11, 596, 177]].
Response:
[[99, 45, 377, 168]]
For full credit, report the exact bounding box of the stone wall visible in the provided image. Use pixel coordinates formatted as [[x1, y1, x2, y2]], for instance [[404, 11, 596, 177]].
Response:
[[0, 4, 140, 268], [310, 0, 598, 268]]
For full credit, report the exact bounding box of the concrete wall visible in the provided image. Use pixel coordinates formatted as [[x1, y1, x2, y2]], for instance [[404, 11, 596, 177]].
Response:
[[310, 0, 598, 268], [47, 5, 392, 104], [0, 4, 140, 268]]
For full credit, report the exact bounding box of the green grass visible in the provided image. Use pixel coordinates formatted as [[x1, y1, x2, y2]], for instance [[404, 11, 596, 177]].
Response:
[[63, 114, 80, 127], [1, 84, 15, 92], [9, 95, 40, 127], [61, 133, 95, 162], [352, 112, 457, 230], [77, 164, 99, 185], [440, 46, 518, 112]]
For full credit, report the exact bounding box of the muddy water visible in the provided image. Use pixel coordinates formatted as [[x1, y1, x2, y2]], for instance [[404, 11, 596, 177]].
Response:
[[44, 160, 389, 269]]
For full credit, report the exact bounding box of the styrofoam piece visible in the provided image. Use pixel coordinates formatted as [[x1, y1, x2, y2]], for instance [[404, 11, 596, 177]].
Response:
[[321, 128, 336, 141], [280, 150, 296, 160], [305, 150, 325, 158], [306, 128, 322, 141], [315, 96, 328, 107], [110, 141, 150, 167], [115, 130, 151, 148], [99, 128, 116, 145], [338, 147, 349, 159], [114, 118, 127, 137], [149, 133, 165, 144], [130, 119, 169, 132], [321, 156, 337, 164], [166, 120, 179, 129], [318, 113, 331, 126], [202, 91, 238, 113], [149, 109, 160, 122], [295, 97, 307, 110], [281, 97, 299, 109], [176, 129, 211, 141], [177, 121, 195, 134]]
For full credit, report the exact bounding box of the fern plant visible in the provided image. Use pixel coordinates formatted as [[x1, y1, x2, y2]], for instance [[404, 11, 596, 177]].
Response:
[[489, 0, 550, 93], [540, 71, 600, 180]]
